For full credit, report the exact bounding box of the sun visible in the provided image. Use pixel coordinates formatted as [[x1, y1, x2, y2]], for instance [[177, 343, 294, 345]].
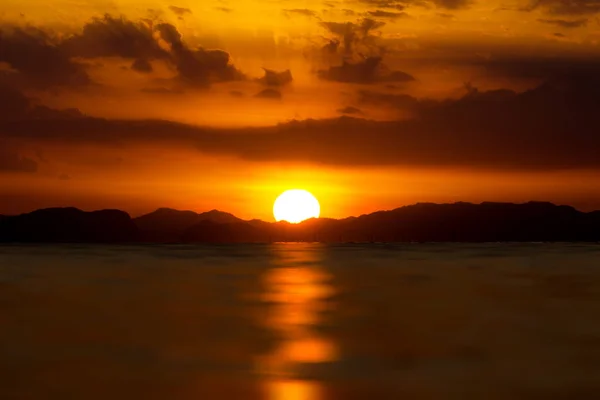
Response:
[[273, 189, 320, 223]]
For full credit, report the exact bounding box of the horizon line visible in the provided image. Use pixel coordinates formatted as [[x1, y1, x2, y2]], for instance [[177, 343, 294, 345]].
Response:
[[2, 200, 596, 221]]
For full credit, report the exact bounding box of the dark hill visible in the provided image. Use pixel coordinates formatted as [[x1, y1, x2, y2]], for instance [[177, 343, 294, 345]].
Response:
[[1, 202, 599, 243], [133, 208, 242, 242], [181, 220, 265, 243], [330, 201, 596, 242], [0, 207, 138, 243], [179, 202, 600, 243]]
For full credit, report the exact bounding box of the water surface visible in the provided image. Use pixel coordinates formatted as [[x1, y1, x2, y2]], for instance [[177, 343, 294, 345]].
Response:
[[1, 243, 600, 399]]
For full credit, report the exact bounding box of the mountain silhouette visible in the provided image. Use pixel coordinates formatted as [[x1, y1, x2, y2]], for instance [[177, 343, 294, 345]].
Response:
[[181, 220, 263, 243], [0, 202, 599, 243], [0, 207, 137, 243], [133, 208, 241, 242]]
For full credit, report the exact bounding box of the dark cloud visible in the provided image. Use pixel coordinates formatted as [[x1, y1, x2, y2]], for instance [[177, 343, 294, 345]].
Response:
[[61, 15, 166, 59], [318, 18, 414, 83], [0, 146, 38, 173], [359, 0, 470, 10], [215, 7, 233, 13], [0, 83, 84, 120], [522, 0, 600, 15], [58, 173, 71, 180], [3, 73, 599, 170], [193, 74, 600, 169], [258, 69, 293, 86], [367, 10, 408, 19], [476, 56, 600, 80], [284, 9, 318, 17], [155, 23, 244, 86], [318, 56, 415, 84], [358, 0, 408, 9], [4, 15, 244, 88], [254, 88, 282, 99], [131, 58, 153, 73], [359, 89, 426, 111], [229, 90, 245, 97], [168, 6, 192, 16], [538, 18, 588, 27], [0, 83, 31, 120], [337, 106, 364, 114], [554, 32, 566, 37], [0, 27, 91, 88], [321, 18, 385, 58]]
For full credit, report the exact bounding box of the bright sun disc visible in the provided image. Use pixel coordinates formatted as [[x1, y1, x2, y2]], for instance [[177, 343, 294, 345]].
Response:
[[273, 190, 320, 223]]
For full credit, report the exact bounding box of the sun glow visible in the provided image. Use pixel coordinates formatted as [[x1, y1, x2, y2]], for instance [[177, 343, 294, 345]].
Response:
[[273, 190, 320, 223]]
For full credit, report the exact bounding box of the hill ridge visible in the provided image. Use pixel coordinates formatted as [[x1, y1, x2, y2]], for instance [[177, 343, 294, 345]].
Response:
[[1, 201, 598, 243]]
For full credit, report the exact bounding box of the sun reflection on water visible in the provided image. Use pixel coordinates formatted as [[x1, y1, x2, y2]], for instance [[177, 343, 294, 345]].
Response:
[[256, 244, 338, 400]]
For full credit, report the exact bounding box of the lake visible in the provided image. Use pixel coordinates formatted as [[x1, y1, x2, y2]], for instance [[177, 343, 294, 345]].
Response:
[[1, 243, 599, 399]]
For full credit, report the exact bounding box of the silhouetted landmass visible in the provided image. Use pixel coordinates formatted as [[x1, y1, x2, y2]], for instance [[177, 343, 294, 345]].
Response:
[[0, 208, 138, 243], [133, 208, 241, 242], [1, 202, 599, 243], [181, 220, 263, 243]]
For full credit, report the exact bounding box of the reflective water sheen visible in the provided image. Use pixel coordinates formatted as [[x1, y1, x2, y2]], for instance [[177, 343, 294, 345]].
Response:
[[1, 243, 600, 399]]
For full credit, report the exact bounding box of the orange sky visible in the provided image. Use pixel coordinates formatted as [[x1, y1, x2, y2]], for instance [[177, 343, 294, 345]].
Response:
[[1, 0, 600, 219]]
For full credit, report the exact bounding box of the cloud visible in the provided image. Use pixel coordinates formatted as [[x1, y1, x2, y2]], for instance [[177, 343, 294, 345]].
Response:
[[155, 23, 244, 86], [0, 146, 38, 173], [254, 88, 282, 99], [521, 0, 600, 15], [168, 6, 192, 16], [215, 7, 232, 13], [61, 15, 166, 59], [58, 173, 71, 180], [359, 89, 426, 111], [258, 69, 293, 86], [3, 73, 600, 170], [0, 83, 31, 120], [337, 106, 364, 114], [6, 15, 244, 88], [131, 58, 153, 73], [358, 0, 409, 9], [0, 26, 91, 88], [283, 9, 318, 17], [538, 18, 588, 27], [318, 56, 415, 84], [0, 83, 84, 120], [359, 0, 471, 10], [321, 18, 385, 58], [367, 10, 408, 19], [476, 55, 600, 80], [197, 75, 600, 168], [318, 18, 414, 83]]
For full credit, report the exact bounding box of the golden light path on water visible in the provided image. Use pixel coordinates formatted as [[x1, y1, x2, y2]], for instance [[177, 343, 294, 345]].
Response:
[[256, 244, 338, 400]]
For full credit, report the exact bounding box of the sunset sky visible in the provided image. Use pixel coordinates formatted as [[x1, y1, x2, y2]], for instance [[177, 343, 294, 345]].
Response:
[[1, 0, 600, 220]]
